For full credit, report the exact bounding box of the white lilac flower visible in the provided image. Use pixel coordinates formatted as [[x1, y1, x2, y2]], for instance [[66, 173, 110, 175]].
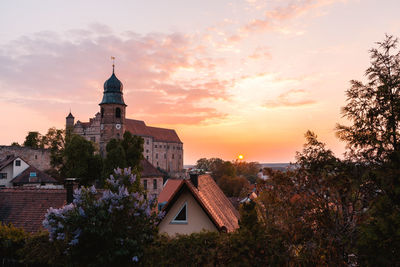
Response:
[[89, 185, 97, 194]]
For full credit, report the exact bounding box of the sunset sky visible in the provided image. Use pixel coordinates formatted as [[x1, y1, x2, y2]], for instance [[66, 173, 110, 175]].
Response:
[[1, 0, 399, 164]]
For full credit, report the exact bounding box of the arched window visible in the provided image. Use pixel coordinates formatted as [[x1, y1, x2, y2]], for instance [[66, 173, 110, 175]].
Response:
[[101, 108, 104, 118], [116, 108, 121, 118]]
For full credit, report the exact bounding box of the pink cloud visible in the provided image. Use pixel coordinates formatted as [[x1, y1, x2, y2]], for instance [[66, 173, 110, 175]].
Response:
[[0, 27, 230, 125]]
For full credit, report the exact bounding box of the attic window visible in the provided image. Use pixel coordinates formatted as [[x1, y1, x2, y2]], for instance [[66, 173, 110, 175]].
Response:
[[15, 160, 21, 166], [171, 202, 187, 224], [30, 172, 37, 177]]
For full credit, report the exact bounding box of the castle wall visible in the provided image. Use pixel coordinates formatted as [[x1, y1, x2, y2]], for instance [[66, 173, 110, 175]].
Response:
[[0, 146, 51, 171]]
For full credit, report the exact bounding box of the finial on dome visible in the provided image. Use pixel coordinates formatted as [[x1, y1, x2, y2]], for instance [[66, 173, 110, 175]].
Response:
[[111, 56, 115, 74]]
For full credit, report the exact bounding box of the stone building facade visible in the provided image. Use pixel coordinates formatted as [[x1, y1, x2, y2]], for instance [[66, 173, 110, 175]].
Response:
[[0, 146, 51, 171], [67, 67, 184, 175]]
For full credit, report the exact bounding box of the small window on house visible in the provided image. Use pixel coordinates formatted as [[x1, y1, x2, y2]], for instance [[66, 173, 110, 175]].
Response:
[[146, 149, 149, 153], [0, 173, 7, 179], [164, 154, 166, 159], [116, 108, 121, 118], [167, 145, 169, 149], [15, 160, 21, 166], [35, 155, 38, 159], [155, 145, 157, 148], [155, 153, 158, 159], [90, 136, 96, 142], [143, 180, 147, 190], [171, 202, 187, 224], [101, 108, 104, 118], [146, 140, 149, 145], [30, 172, 37, 177], [153, 179, 157, 189], [157, 161, 159, 166], [172, 154, 174, 159], [146, 155, 149, 160]]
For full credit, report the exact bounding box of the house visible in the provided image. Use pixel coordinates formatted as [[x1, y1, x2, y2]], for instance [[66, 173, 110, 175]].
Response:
[[157, 174, 240, 236], [0, 155, 59, 188], [140, 159, 164, 198]]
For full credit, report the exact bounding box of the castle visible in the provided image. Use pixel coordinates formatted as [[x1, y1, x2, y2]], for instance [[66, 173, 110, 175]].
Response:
[[66, 66, 184, 175]]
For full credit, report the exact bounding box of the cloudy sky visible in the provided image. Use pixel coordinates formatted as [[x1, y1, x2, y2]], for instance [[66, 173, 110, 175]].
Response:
[[1, 0, 399, 164]]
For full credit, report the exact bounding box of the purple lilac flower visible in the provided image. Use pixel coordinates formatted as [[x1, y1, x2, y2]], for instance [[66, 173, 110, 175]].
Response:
[[132, 256, 139, 262]]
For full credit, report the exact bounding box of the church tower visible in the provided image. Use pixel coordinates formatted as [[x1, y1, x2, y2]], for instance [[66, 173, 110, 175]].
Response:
[[99, 65, 127, 155]]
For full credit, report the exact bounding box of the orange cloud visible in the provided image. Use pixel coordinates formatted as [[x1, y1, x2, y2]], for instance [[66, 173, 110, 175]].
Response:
[[264, 89, 316, 108]]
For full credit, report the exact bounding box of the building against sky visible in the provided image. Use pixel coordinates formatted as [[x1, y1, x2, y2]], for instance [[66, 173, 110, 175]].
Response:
[[67, 66, 184, 174]]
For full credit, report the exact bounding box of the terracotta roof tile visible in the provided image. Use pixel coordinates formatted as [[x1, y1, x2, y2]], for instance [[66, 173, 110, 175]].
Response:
[[125, 119, 182, 143], [10, 166, 58, 185], [140, 159, 163, 177], [157, 179, 183, 203], [0, 188, 66, 233], [159, 175, 239, 232]]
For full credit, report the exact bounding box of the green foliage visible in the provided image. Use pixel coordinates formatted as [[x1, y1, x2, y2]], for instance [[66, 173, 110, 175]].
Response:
[[62, 134, 102, 185], [336, 34, 400, 163], [10, 142, 20, 146], [218, 175, 249, 197], [0, 223, 27, 260], [23, 131, 43, 149], [18, 231, 66, 266], [103, 132, 144, 178]]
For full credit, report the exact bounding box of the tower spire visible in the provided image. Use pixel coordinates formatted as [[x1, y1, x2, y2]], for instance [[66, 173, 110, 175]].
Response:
[[111, 56, 115, 73]]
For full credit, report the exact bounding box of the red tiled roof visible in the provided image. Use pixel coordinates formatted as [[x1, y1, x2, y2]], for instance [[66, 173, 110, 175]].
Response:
[[0, 188, 66, 233], [160, 175, 240, 232], [10, 166, 58, 185], [141, 159, 163, 177], [158, 179, 183, 203], [125, 119, 182, 143]]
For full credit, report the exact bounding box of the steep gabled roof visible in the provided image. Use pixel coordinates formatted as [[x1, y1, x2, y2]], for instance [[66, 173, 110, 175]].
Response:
[[140, 159, 163, 177], [125, 119, 182, 143], [0, 155, 18, 171], [160, 175, 239, 232], [0, 188, 66, 233], [10, 166, 58, 185]]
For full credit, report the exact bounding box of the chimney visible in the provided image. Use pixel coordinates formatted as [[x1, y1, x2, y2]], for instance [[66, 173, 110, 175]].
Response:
[[65, 178, 78, 204], [189, 172, 199, 188]]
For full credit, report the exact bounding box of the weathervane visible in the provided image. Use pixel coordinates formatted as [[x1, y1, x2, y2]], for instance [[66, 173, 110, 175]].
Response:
[[111, 56, 115, 73]]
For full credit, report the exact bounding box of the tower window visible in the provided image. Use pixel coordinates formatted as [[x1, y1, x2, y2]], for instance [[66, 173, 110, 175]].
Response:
[[101, 108, 104, 118], [116, 107, 121, 118]]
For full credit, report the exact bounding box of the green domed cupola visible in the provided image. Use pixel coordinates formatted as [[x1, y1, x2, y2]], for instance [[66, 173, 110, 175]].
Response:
[[99, 66, 126, 105]]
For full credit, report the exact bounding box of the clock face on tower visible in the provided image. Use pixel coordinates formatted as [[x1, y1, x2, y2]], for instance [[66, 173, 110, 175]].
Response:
[[115, 123, 121, 130]]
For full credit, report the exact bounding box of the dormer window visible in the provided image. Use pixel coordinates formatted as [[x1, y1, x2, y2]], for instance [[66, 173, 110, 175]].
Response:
[[171, 202, 187, 224], [116, 108, 121, 118]]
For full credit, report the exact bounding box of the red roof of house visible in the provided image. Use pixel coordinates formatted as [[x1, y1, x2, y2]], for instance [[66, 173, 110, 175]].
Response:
[[159, 175, 240, 232], [0, 188, 66, 233], [10, 166, 58, 185], [125, 119, 182, 143], [158, 179, 182, 203], [140, 159, 163, 177]]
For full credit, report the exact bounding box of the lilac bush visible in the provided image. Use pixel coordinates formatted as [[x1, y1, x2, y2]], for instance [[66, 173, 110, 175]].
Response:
[[43, 168, 162, 266]]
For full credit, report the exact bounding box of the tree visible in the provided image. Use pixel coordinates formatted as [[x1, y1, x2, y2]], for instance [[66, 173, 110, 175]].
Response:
[[10, 142, 20, 146], [336, 35, 400, 163], [23, 131, 43, 149], [103, 132, 144, 178], [62, 134, 102, 186], [43, 168, 162, 266]]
